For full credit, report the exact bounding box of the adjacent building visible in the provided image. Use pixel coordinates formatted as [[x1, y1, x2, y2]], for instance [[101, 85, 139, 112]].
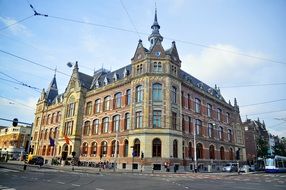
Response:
[[0, 125, 32, 160], [31, 10, 245, 171]]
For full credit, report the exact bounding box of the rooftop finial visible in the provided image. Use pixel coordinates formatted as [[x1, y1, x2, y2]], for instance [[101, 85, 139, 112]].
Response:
[[148, 4, 163, 48]]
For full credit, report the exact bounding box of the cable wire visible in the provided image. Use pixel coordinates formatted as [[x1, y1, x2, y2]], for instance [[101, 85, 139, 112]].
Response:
[[240, 98, 286, 108], [0, 15, 34, 32], [221, 82, 286, 89]]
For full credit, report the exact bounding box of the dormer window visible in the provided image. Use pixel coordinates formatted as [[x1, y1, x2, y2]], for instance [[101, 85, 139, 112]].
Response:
[[171, 64, 177, 75], [153, 62, 162, 73], [103, 77, 108, 86], [136, 64, 143, 75], [95, 81, 100, 88], [113, 73, 118, 81], [123, 68, 129, 77]]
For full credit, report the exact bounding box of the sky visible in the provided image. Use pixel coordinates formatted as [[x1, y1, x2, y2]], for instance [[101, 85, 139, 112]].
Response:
[[0, 0, 285, 137]]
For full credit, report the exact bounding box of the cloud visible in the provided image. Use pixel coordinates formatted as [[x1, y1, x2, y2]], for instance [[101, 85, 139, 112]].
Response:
[[0, 17, 31, 36], [181, 44, 266, 86]]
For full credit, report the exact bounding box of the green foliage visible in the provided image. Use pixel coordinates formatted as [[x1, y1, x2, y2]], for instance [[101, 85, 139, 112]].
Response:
[[256, 137, 269, 158], [272, 137, 286, 156]]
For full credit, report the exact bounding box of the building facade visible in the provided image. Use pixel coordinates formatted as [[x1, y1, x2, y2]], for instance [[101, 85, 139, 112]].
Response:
[[31, 10, 245, 171], [0, 125, 32, 160]]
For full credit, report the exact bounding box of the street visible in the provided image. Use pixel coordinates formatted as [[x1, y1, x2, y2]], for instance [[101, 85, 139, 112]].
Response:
[[0, 167, 285, 190]]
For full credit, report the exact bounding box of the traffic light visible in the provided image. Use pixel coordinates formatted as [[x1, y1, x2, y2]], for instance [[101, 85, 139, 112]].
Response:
[[236, 148, 240, 160], [12, 118, 18, 127]]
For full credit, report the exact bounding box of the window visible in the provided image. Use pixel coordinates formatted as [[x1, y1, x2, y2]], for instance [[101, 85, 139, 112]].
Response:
[[42, 145, 46, 156], [113, 115, 120, 132], [208, 123, 213, 138], [56, 111, 61, 123], [83, 121, 90, 136], [152, 83, 162, 102], [207, 104, 212, 117], [44, 129, 48, 140], [36, 117, 40, 127], [92, 119, 99, 135], [82, 142, 88, 155], [85, 101, 92, 115], [187, 94, 191, 110], [188, 142, 192, 158], [136, 85, 143, 103], [126, 89, 131, 106], [171, 86, 177, 104], [195, 98, 201, 113], [114, 92, 122, 109], [125, 113, 131, 130], [171, 65, 177, 75], [181, 92, 185, 107], [188, 117, 192, 133], [124, 140, 129, 157], [46, 114, 50, 125], [173, 140, 178, 158], [172, 112, 177, 130], [153, 62, 162, 73], [94, 99, 101, 113], [101, 141, 108, 155], [220, 147, 225, 160], [152, 138, 161, 157], [111, 140, 119, 156], [195, 119, 202, 135], [153, 111, 161, 128], [197, 143, 203, 159], [103, 117, 109, 133], [229, 148, 234, 160], [91, 142, 97, 156], [219, 126, 223, 140], [182, 115, 185, 132], [54, 127, 58, 138], [103, 96, 111, 111], [135, 111, 143, 128], [51, 113, 55, 124], [64, 121, 73, 135], [217, 108, 222, 121], [133, 139, 140, 157], [209, 145, 215, 159], [66, 97, 75, 117], [136, 64, 143, 74], [227, 129, 232, 142], [226, 112, 230, 124]]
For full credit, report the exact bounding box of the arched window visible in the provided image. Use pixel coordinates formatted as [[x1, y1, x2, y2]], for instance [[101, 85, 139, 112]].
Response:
[[135, 111, 142, 129], [114, 92, 122, 109], [49, 128, 53, 138], [209, 145, 215, 159], [219, 126, 223, 140], [220, 146, 225, 160], [217, 108, 222, 121], [66, 96, 75, 117], [152, 138, 161, 157], [133, 139, 140, 157], [92, 119, 99, 135], [195, 98, 201, 113], [44, 129, 48, 140], [171, 86, 177, 104], [54, 127, 58, 138], [208, 123, 213, 138], [111, 140, 119, 156], [47, 114, 50, 125], [91, 142, 97, 156], [227, 129, 232, 142], [82, 142, 88, 156], [94, 99, 101, 113], [103, 96, 111, 111], [195, 119, 202, 135], [197, 143, 203, 159], [113, 115, 120, 132], [173, 139, 178, 158], [47, 145, 52, 156], [136, 85, 143, 103], [42, 145, 46, 156], [83, 121, 90, 136], [124, 113, 131, 130], [229, 148, 234, 160], [85, 101, 92, 115], [51, 113, 55, 124], [124, 140, 128, 157], [152, 83, 162, 102], [103, 117, 109, 133], [126, 89, 131, 106], [188, 142, 192, 158], [101, 141, 108, 156]]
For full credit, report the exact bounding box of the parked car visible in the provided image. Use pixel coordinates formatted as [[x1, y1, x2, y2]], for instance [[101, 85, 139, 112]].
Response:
[[28, 156, 44, 166], [239, 165, 252, 172], [222, 163, 238, 172]]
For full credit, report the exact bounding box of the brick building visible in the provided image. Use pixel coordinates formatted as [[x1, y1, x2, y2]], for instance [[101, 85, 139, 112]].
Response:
[[31, 10, 245, 171]]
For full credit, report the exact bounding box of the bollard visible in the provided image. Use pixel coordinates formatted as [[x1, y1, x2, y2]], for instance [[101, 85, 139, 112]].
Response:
[[23, 164, 27, 171]]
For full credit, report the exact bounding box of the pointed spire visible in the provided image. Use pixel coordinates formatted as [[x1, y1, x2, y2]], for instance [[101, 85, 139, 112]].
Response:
[[148, 6, 163, 48], [46, 74, 58, 104], [73, 61, 79, 72]]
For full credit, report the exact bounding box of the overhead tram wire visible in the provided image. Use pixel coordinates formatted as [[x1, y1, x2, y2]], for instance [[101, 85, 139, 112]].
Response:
[[240, 98, 286, 108], [220, 82, 286, 89], [247, 109, 286, 116], [0, 49, 70, 77], [0, 15, 34, 32], [0, 95, 35, 111]]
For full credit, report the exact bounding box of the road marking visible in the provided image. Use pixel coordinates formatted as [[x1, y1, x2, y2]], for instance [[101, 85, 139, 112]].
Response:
[[57, 181, 65, 184], [0, 168, 19, 173], [95, 188, 104, 190], [2, 188, 16, 190], [185, 187, 189, 189], [72, 184, 80, 187]]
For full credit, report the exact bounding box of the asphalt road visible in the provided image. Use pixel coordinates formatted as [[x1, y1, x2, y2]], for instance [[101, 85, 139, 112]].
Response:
[[0, 167, 285, 190]]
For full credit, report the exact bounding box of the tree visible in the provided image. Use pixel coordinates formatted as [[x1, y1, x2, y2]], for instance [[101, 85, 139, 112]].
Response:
[[272, 137, 286, 156], [256, 137, 269, 158]]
